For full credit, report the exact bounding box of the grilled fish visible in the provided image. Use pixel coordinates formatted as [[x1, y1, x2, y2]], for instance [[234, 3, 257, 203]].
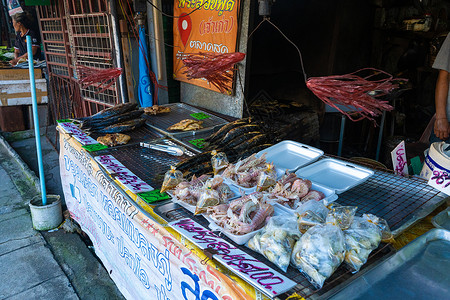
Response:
[[144, 105, 171, 115], [218, 124, 260, 146], [77, 103, 138, 124], [205, 118, 249, 143], [240, 144, 272, 160], [95, 118, 146, 133], [96, 133, 131, 147], [175, 151, 213, 171], [84, 110, 144, 130], [233, 134, 267, 152], [224, 131, 262, 150], [167, 119, 203, 131]]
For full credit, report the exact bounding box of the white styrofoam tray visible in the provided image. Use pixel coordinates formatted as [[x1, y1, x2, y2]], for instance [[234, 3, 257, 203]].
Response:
[[273, 181, 338, 214], [295, 158, 374, 194], [256, 140, 324, 173]]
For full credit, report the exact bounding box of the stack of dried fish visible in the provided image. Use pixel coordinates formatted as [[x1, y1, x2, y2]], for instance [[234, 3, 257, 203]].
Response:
[[203, 118, 274, 157], [73, 103, 146, 133], [173, 118, 275, 178]]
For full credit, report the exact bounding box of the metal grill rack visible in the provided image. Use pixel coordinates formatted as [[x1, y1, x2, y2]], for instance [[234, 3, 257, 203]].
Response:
[[171, 130, 213, 153], [325, 156, 448, 234], [153, 202, 395, 300], [143, 103, 228, 136], [93, 138, 195, 188]]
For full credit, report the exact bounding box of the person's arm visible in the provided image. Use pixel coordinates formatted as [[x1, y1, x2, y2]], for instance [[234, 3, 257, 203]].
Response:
[[9, 47, 20, 65], [9, 46, 39, 65], [434, 69, 450, 140]]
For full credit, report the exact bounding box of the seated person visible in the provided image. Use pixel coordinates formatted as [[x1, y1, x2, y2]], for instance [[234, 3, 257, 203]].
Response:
[[9, 11, 41, 66]]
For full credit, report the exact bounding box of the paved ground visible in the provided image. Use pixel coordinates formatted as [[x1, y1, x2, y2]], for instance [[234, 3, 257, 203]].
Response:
[[0, 127, 124, 300]]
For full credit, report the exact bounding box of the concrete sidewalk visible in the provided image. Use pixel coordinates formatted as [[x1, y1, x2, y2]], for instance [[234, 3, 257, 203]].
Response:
[[0, 136, 78, 299], [0, 128, 124, 299]]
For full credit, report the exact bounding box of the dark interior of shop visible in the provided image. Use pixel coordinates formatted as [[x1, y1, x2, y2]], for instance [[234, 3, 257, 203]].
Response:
[[246, 0, 449, 167]]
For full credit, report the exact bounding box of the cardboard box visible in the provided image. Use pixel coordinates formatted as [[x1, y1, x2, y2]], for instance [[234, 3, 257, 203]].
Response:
[[0, 79, 48, 106], [0, 68, 42, 80]]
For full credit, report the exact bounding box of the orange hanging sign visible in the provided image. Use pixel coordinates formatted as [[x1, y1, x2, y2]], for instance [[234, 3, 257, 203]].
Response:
[[173, 0, 241, 94]]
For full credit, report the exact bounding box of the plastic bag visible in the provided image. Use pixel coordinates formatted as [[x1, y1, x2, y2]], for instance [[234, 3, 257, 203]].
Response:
[[211, 150, 229, 175], [326, 205, 357, 230], [362, 214, 394, 243], [296, 200, 329, 233], [247, 215, 301, 272], [291, 223, 346, 288], [344, 216, 382, 273], [161, 166, 183, 193], [195, 186, 222, 215], [256, 163, 277, 192]]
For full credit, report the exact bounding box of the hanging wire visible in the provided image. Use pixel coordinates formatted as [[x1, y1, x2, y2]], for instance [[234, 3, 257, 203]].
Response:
[[146, 0, 207, 18], [266, 18, 308, 83], [247, 17, 308, 83]]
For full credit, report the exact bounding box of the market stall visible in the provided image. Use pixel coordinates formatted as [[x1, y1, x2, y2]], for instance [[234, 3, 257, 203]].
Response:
[[57, 103, 449, 299]]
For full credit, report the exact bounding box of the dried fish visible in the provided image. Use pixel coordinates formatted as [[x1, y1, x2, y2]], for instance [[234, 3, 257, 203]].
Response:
[[95, 118, 146, 133], [96, 133, 131, 147], [84, 110, 144, 130], [76, 103, 138, 125], [218, 124, 260, 146], [144, 105, 171, 115], [205, 118, 250, 143], [167, 119, 203, 131]]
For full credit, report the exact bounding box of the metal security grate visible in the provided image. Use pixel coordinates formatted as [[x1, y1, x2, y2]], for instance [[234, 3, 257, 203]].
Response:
[[93, 138, 195, 188], [153, 202, 395, 300]]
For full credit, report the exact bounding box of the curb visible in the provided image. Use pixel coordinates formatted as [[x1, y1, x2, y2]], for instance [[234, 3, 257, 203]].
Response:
[[0, 133, 41, 194]]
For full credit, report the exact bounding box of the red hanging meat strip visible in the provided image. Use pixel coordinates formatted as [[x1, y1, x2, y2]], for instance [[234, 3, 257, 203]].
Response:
[[306, 68, 406, 124], [77, 64, 123, 94], [181, 52, 246, 94]]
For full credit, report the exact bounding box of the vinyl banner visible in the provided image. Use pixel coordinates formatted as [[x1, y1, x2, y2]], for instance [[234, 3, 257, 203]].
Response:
[[173, 0, 240, 94], [59, 132, 252, 300]]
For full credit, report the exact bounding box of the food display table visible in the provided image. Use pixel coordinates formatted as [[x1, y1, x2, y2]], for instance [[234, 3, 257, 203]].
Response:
[[58, 116, 449, 299]]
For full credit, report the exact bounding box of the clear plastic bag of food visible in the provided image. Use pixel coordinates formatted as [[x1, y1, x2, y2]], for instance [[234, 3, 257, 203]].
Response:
[[326, 205, 357, 230], [211, 150, 229, 175], [247, 215, 301, 272], [256, 163, 277, 192], [362, 213, 394, 243], [296, 200, 329, 233], [291, 223, 346, 288], [160, 166, 184, 193], [195, 186, 224, 215], [344, 216, 382, 273]]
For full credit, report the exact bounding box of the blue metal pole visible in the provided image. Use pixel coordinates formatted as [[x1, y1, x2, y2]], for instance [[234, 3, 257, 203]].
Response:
[[26, 35, 47, 205]]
